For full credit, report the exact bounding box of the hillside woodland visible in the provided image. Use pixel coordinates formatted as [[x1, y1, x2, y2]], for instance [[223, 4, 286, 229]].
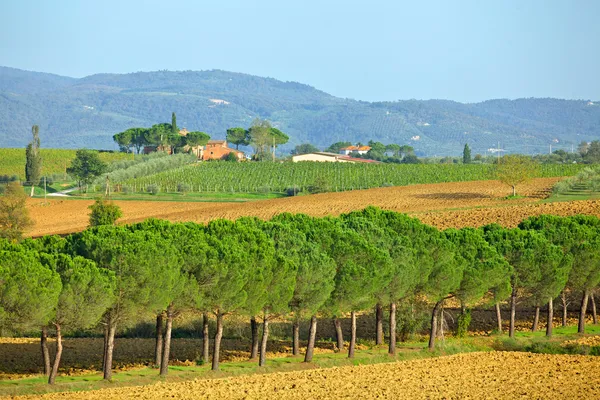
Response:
[[1, 67, 599, 155]]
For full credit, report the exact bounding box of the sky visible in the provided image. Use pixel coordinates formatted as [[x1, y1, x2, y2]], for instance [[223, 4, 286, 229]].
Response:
[[0, 0, 598, 103]]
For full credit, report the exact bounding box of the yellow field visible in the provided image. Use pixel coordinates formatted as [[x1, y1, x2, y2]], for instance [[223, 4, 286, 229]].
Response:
[[26, 177, 600, 237], [13, 352, 600, 399]]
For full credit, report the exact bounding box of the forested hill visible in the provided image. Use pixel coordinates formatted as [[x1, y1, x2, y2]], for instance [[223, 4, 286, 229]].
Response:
[[1, 66, 598, 156]]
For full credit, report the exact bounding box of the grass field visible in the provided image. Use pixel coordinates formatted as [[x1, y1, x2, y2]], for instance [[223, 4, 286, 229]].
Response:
[[0, 148, 130, 179]]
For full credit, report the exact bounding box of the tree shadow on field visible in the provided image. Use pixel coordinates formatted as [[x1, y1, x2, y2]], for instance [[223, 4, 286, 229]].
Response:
[[412, 192, 492, 200]]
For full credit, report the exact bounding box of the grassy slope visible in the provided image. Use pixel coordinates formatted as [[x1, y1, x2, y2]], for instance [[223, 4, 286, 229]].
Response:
[[1, 325, 598, 397]]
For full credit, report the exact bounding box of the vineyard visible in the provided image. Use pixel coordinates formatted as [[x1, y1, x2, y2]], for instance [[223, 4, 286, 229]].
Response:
[[116, 162, 586, 194], [0, 148, 129, 179]]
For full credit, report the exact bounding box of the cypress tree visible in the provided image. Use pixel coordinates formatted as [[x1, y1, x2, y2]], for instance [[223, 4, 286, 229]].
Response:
[[25, 125, 42, 196], [463, 143, 472, 164], [171, 112, 177, 134]]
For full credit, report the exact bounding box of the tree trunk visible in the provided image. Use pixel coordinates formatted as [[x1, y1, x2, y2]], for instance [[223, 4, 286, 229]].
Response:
[[160, 308, 173, 376], [512, 185, 516, 196], [546, 297, 553, 337], [428, 300, 443, 351], [154, 313, 164, 367], [201, 313, 209, 364], [509, 287, 517, 338], [250, 316, 259, 360], [375, 303, 384, 345], [388, 302, 397, 356], [41, 327, 51, 377], [578, 291, 589, 334], [259, 313, 269, 367], [591, 294, 598, 324], [30, 184, 35, 197], [211, 312, 223, 371], [495, 303, 503, 334], [348, 311, 357, 358], [333, 318, 344, 351], [304, 315, 317, 363], [48, 324, 62, 385], [102, 324, 109, 373], [532, 306, 540, 332], [561, 291, 568, 327], [292, 320, 300, 356], [103, 323, 116, 380]]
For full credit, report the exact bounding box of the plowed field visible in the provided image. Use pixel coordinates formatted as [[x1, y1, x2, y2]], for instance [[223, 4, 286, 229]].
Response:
[[15, 352, 600, 399], [26, 177, 600, 237]]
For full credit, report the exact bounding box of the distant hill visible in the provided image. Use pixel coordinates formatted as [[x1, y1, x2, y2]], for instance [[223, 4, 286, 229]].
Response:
[[0, 66, 598, 156]]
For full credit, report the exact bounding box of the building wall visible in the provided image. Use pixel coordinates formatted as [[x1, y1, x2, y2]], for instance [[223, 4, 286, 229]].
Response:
[[292, 153, 351, 163]]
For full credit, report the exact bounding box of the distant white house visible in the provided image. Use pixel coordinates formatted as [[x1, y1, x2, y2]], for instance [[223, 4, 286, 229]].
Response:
[[292, 152, 352, 163], [292, 152, 381, 164], [339, 145, 371, 155]]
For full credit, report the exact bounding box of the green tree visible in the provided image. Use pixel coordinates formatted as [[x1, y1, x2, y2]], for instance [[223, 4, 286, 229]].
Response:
[[483, 225, 560, 338], [519, 215, 600, 334], [444, 228, 512, 337], [67, 150, 107, 192], [248, 119, 272, 159], [326, 141, 352, 153], [68, 227, 181, 380], [0, 249, 61, 332], [0, 181, 33, 242], [585, 140, 600, 163], [463, 144, 472, 164], [171, 112, 177, 134], [339, 208, 411, 351], [385, 144, 401, 157], [145, 123, 173, 151], [226, 127, 250, 149], [113, 129, 133, 153], [25, 125, 42, 196], [291, 143, 320, 155], [184, 131, 210, 148], [88, 198, 122, 227], [495, 154, 539, 196], [201, 219, 252, 370], [45, 255, 116, 384]]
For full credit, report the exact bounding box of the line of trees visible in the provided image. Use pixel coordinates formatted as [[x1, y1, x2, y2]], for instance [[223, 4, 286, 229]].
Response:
[[1, 210, 599, 384], [227, 119, 289, 160]]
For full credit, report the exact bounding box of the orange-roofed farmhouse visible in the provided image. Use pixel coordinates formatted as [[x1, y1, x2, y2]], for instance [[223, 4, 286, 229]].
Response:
[[203, 140, 245, 161]]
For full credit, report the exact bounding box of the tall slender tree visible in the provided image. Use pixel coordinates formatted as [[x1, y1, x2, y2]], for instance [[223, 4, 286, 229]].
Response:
[[171, 112, 177, 134], [25, 125, 42, 196]]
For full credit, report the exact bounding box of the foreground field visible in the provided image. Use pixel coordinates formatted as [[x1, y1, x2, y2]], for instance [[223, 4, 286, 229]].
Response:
[[13, 352, 600, 399], [26, 177, 600, 236]]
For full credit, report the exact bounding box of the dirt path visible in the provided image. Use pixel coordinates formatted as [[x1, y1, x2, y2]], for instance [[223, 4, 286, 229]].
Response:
[[14, 352, 600, 399], [25, 177, 600, 237]]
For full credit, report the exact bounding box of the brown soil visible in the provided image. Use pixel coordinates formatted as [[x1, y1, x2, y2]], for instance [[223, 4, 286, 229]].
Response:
[[15, 352, 600, 399], [26, 177, 599, 237]]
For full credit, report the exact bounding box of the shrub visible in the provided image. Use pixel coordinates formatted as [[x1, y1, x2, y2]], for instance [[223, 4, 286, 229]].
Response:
[[285, 186, 302, 196], [455, 309, 472, 338], [177, 183, 190, 193], [146, 184, 160, 195]]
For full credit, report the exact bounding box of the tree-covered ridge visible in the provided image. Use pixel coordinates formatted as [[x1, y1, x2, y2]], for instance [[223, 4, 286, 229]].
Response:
[[1, 67, 598, 155]]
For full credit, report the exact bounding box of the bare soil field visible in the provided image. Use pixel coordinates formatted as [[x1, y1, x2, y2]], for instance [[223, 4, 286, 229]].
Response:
[[26, 177, 599, 237], [14, 352, 600, 399]]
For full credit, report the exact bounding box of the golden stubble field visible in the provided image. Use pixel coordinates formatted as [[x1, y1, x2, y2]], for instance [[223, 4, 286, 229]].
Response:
[[25, 177, 600, 237], [14, 352, 600, 399]]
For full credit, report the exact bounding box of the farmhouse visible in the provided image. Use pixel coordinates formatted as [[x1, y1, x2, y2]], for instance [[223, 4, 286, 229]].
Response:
[[292, 152, 381, 164], [203, 140, 245, 161], [339, 145, 371, 155]]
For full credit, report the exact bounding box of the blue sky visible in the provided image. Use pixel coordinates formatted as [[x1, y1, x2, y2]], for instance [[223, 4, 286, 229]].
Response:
[[1, 0, 598, 102]]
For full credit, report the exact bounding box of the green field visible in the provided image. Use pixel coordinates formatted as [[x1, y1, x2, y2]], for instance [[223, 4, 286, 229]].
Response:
[[0, 148, 131, 179], [116, 162, 586, 194]]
